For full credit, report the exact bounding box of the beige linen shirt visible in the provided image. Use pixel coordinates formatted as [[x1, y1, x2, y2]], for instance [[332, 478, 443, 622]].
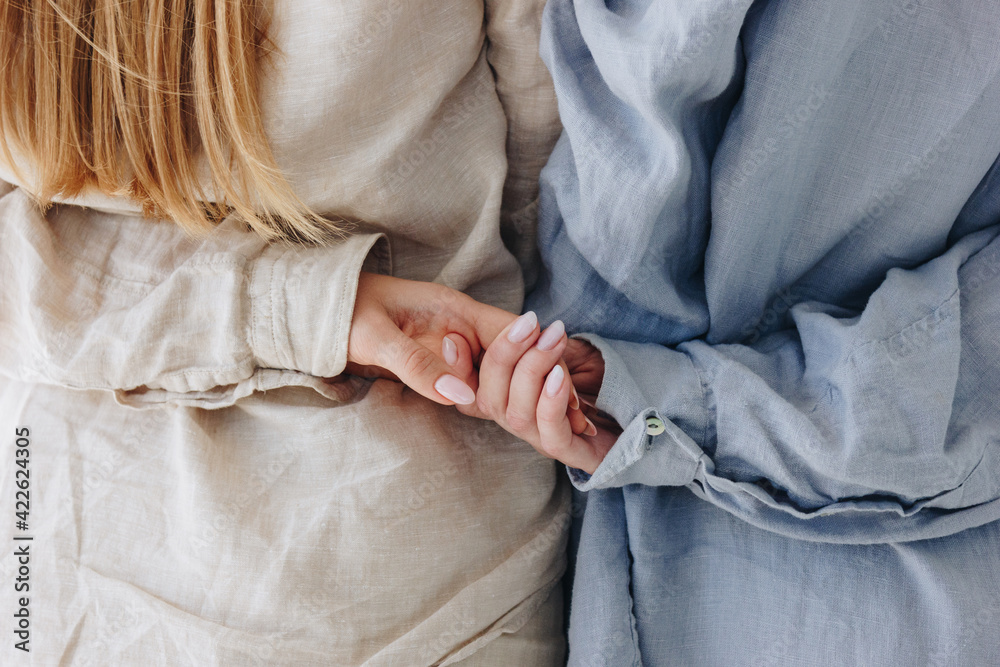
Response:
[[0, 1, 566, 664]]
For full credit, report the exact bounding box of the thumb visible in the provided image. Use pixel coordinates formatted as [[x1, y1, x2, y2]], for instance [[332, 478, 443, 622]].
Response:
[[444, 333, 489, 419], [381, 325, 476, 407]]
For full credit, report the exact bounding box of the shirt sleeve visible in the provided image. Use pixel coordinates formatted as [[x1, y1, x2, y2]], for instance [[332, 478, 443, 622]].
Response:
[[570, 223, 1000, 544], [483, 0, 561, 292], [0, 182, 389, 408]]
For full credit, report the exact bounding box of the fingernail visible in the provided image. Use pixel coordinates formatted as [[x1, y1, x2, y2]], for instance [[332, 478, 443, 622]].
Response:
[[536, 320, 565, 351], [442, 336, 458, 366], [569, 386, 580, 410], [583, 418, 598, 437], [434, 374, 475, 405], [545, 364, 565, 398], [507, 311, 538, 343]]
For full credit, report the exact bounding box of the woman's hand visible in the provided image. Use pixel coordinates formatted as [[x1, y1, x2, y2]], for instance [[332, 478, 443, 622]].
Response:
[[562, 337, 607, 408], [345, 272, 515, 406], [345, 273, 594, 443], [471, 312, 620, 474]]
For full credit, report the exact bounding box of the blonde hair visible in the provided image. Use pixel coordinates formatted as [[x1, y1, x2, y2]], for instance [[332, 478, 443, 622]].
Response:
[[0, 0, 339, 243]]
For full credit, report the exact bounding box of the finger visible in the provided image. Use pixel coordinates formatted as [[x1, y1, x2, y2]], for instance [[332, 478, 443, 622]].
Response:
[[442, 334, 476, 387], [443, 334, 486, 418], [476, 312, 544, 420], [564, 373, 598, 437], [537, 365, 603, 472], [505, 323, 569, 435], [567, 400, 595, 436], [562, 360, 587, 433], [378, 318, 476, 406], [564, 337, 606, 397]]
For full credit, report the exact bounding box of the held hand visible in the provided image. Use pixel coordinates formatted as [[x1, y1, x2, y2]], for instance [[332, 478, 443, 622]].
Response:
[[345, 273, 592, 437], [562, 337, 606, 405], [474, 312, 619, 474], [345, 272, 516, 406], [439, 314, 590, 434]]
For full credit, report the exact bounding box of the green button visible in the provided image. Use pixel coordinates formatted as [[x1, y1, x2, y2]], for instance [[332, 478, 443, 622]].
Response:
[[645, 416, 665, 436]]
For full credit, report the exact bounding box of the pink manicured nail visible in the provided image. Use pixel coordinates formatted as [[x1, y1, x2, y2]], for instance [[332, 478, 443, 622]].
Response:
[[507, 311, 538, 343], [537, 320, 565, 351], [583, 418, 598, 437], [434, 374, 475, 405], [569, 386, 581, 410], [442, 336, 458, 366], [545, 365, 565, 398]]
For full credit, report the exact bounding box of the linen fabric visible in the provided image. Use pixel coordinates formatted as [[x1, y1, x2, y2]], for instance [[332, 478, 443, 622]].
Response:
[[526, 0, 1000, 663], [0, 1, 567, 664]]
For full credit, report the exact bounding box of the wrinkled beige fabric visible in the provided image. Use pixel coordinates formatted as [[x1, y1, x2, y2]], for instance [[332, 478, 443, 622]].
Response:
[[0, 1, 566, 664]]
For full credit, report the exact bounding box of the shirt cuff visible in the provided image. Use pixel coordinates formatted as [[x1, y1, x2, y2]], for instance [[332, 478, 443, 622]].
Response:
[[565, 333, 710, 491], [248, 233, 390, 378]]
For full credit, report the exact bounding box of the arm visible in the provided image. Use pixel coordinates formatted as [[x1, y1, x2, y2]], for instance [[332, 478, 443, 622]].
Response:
[[0, 183, 384, 406], [0, 183, 510, 409], [477, 224, 1000, 544], [570, 222, 1000, 544], [510, 0, 1000, 544]]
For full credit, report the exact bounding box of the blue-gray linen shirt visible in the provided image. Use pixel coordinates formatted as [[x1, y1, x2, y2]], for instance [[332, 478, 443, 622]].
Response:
[[526, 0, 1000, 663]]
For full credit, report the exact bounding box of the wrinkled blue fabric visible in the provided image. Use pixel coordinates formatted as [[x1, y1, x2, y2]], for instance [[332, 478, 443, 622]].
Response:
[[526, 0, 1000, 663]]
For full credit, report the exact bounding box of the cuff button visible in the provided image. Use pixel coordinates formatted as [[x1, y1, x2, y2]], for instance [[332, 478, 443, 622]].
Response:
[[645, 416, 665, 436]]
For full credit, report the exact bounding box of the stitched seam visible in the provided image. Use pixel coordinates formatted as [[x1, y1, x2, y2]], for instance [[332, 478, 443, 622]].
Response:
[[624, 502, 643, 667], [248, 259, 261, 366], [943, 438, 995, 498], [335, 252, 354, 372], [269, 248, 286, 369], [51, 244, 158, 294], [683, 349, 712, 449], [51, 233, 243, 289], [46, 226, 163, 287], [153, 356, 254, 379], [848, 288, 959, 359]]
